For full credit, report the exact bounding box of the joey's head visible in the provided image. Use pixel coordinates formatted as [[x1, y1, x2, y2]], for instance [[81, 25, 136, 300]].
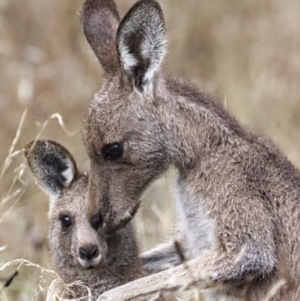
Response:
[[81, 0, 171, 233], [25, 140, 108, 271]]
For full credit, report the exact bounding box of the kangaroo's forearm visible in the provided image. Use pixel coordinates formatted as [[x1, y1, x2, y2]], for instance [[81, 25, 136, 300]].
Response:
[[141, 241, 186, 274]]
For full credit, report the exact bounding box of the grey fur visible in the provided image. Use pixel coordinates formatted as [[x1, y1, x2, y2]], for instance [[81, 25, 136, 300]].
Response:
[[25, 140, 145, 300], [80, 0, 300, 300], [141, 241, 186, 274]]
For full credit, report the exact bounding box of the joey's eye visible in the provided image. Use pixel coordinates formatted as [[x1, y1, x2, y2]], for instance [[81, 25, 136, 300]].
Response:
[[90, 213, 103, 232], [59, 215, 72, 229], [102, 143, 123, 160]]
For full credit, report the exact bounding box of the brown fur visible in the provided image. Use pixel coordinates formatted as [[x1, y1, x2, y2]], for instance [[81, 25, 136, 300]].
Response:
[[25, 140, 145, 300], [80, 0, 300, 300], [81, 0, 120, 76]]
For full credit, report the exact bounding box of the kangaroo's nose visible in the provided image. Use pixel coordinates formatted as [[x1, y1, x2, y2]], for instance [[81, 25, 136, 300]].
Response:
[[79, 245, 99, 261]]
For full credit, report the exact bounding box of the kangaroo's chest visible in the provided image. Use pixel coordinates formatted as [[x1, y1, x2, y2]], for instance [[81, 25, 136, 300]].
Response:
[[174, 182, 217, 258]]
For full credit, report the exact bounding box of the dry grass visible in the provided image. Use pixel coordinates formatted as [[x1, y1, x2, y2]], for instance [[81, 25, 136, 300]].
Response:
[[0, 0, 300, 300]]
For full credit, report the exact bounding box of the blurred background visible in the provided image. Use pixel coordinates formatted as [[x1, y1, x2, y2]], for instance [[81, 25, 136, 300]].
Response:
[[0, 0, 300, 299]]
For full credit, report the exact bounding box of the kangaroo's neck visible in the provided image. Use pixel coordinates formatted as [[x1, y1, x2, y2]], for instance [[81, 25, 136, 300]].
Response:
[[159, 76, 248, 170]]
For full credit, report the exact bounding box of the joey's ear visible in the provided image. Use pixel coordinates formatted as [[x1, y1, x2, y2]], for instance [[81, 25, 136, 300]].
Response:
[[81, 0, 121, 76], [25, 140, 78, 198], [117, 0, 167, 93]]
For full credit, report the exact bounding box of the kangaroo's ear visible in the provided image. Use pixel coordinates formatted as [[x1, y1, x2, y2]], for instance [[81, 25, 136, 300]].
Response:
[[25, 140, 78, 198], [117, 0, 167, 93], [81, 0, 121, 77]]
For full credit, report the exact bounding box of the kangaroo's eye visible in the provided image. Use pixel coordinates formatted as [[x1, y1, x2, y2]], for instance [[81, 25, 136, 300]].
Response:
[[59, 215, 72, 229], [90, 213, 103, 232], [102, 143, 123, 160]]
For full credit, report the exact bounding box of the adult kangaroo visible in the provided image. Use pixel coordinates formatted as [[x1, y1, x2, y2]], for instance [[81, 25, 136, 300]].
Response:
[[80, 0, 300, 300]]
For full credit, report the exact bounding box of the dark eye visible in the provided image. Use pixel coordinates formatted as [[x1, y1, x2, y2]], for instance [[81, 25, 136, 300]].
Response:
[[90, 213, 103, 232], [102, 143, 123, 160], [59, 215, 72, 229]]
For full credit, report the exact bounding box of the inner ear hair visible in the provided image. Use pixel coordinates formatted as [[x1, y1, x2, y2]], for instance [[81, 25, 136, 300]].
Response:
[[25, 140, 78, 197], [117, 0, 167, 92]]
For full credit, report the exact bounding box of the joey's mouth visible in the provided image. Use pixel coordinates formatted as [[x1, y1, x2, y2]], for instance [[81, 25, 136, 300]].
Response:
[[77, 255, 104, 269], [86, 265, 95, 270]]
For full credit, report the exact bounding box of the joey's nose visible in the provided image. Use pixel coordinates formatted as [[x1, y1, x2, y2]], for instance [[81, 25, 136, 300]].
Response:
[[79, 245, 99, 261]]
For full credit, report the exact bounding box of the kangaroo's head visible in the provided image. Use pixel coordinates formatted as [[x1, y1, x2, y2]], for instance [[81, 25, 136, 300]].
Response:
[[81, 0, 172, 233], [25, 140, 109, 271]]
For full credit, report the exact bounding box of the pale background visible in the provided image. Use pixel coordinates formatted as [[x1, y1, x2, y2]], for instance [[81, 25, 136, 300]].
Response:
[[1, 0, 300, 299]]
